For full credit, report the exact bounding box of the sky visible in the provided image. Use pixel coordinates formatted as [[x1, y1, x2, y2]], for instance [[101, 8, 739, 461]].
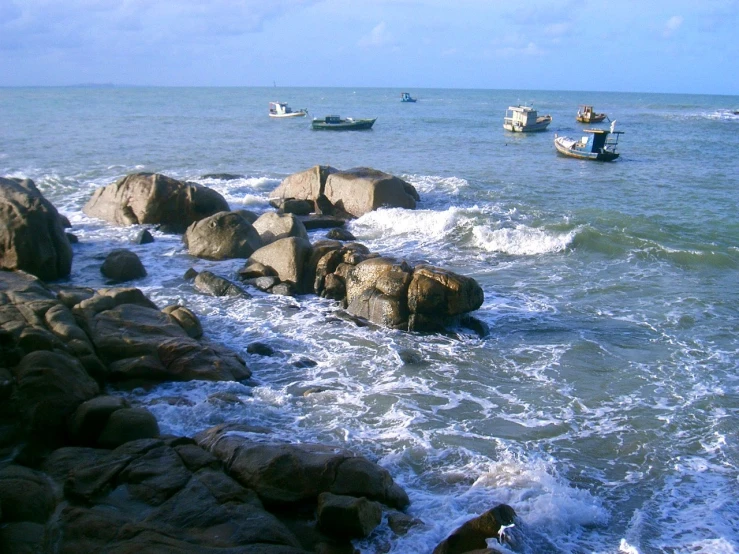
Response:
[[1, 0, 738, 94]]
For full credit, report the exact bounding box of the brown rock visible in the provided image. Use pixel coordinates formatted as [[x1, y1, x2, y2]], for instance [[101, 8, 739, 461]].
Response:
[[83, 172, 230, 232], [0, 465, 57, 523], [162, 305, 203, 339], [184, 211, 262, 260], [101, 248, 147, 282], [97, 407, 160, 449], [432, 504, 517, 554], [317, 492, 382, 539], [248, 237, 313, 293], [324, 168, 419, 218], [67, 395, 130, 446], [252, 212, 309, 246], [0, 177, 72, 280]]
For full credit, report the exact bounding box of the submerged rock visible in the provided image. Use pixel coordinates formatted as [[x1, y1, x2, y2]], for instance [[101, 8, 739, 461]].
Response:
[[100, 248, 147, 282]]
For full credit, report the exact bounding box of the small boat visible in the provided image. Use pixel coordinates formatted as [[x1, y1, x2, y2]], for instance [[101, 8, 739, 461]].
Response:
[[554, 121, 624, 161], [576, 105, 608, 123], [269, 102, 307, 118], [311, 115, 376, 130], [400, 92, 417, 103], [503, 105, 552, 132]]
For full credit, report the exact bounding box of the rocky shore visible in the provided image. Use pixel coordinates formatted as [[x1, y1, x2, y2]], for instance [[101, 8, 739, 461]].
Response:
[[0, 171, 518, 553]]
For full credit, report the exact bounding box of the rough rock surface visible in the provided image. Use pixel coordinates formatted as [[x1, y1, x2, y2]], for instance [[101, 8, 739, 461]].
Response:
[[270, 165, 419, 219], [324, 167, 419, 218], [184, 211, 262, 260], [252, 212, 309, 246], [100, 248, 147, 282], [195, 423, 410, 510], [83, 172, 230, 232], [247, 237, 313, 293], [0, 177, 72, 280], [432, 504, 518, 554]]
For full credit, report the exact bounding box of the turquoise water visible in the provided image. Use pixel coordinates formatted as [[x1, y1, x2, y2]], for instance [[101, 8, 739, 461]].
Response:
[[2, 87, 738, 553]]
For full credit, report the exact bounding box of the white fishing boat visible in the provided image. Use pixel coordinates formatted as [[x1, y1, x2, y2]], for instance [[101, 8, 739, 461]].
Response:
[[503, 105, 552, 133], [268, 102, 307, 118], [554, 121, 624, 161]]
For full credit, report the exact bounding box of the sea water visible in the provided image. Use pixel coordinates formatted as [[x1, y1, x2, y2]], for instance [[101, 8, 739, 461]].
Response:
[[1, 86, 738, 553]]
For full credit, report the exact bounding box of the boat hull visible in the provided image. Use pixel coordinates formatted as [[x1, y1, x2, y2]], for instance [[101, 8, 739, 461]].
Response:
[[576, 113, 607, 123], [269, 111, 307, 118], [503, 115, 552, 132], [554, 137, 619, 161], [312, 118, 376, 130]]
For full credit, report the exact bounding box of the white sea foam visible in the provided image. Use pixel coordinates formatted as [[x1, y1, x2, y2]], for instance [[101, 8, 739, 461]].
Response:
[[403, 173, 469, 195], [472, 224, 577, 256]]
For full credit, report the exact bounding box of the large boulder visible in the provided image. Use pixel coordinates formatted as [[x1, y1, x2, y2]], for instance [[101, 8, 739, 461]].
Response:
[[407, 265, 485, 331], [195, 424, 410, 510], [184, 211, 262, 260], [0, 177, 72, 280], [78, 292, 251, 382], [100, 248, 147, 282], [0, 464, 58, 524], [270, 166, 419, 219], [248, 237, 313, 293], [270, 165, 336, 204], [41, 440, 308, 553], [12, 350, 100, 446], [252, 212, 309, 246], [316, 492, 382, 539], [83, 173, 230, 232], [324, 168, 419, 218]]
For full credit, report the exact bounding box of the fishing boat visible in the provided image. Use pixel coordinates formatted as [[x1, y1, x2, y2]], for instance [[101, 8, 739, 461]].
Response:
[[503, 105, 552, 132], [576, 105, 608, 123], [554, 121, 624, 161], [268, 102, 308, 118], [400, 92, 417, 103], [311, 115, 376, 130]]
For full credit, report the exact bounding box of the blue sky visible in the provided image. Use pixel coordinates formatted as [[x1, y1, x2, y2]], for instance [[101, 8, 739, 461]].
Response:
[[1, 0, 737, 94]]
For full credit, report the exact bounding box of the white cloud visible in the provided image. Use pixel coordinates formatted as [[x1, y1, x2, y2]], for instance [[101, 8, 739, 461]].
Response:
[[358, 21, 394, 48], [663, 15, 684, 37]]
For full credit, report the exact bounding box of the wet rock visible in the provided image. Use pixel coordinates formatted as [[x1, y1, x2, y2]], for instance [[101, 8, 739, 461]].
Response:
[[13, 350, 100, 447], [201, 173, 244, 181], [194, 270, 251, 298], [100, 248, 147, 282], [248, 237, 313, 293], [0, 465, 57, 523], [84, 172, 229, 231], [324, 167, 419, 218], [387, 511, 424, 536], [0, 521, 47, 554], [195, 425, 410, 510], [162, 305, 203, 339], [247, 342, 276, 356], [184, 211, 262, 260], [326, 228, 356, 241], [317, 492, 382, 539], [97, 407, 160, 449], [0, 177, 73, 280], [67, 395, 130, 446], [432, 504, 518, 554], [133, 228, 155, 244], [271, 282, 296, 296]]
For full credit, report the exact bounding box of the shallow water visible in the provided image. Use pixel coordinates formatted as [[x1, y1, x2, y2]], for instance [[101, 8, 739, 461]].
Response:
[[2, 86, 738, 553]]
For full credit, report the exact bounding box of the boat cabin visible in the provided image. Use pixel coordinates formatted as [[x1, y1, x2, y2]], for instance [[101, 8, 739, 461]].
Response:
[[504, 105, 538, 127], [324, 115, 342, 123], [269, 102, 290, 116], [580, 127, 623, 153], [400, 92, 416, 102]]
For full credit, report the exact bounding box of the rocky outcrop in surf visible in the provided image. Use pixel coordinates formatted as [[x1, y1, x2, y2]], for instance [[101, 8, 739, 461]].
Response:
[[83, 172, 230, 232], [240, 239, 485, 332], [0, 177, 73, 281], [271, 165, 420, 218]]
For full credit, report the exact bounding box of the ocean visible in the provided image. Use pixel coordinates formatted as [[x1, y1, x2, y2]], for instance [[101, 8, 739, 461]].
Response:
[[1, 86, 738, 553]]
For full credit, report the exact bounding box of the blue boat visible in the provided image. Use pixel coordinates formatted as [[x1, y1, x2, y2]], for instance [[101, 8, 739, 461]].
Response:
[[400, 92, 417, 103], [554, 121, 624, 161]]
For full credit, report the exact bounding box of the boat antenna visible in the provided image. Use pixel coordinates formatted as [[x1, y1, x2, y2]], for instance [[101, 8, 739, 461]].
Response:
[[610, 120, 617, 133]]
